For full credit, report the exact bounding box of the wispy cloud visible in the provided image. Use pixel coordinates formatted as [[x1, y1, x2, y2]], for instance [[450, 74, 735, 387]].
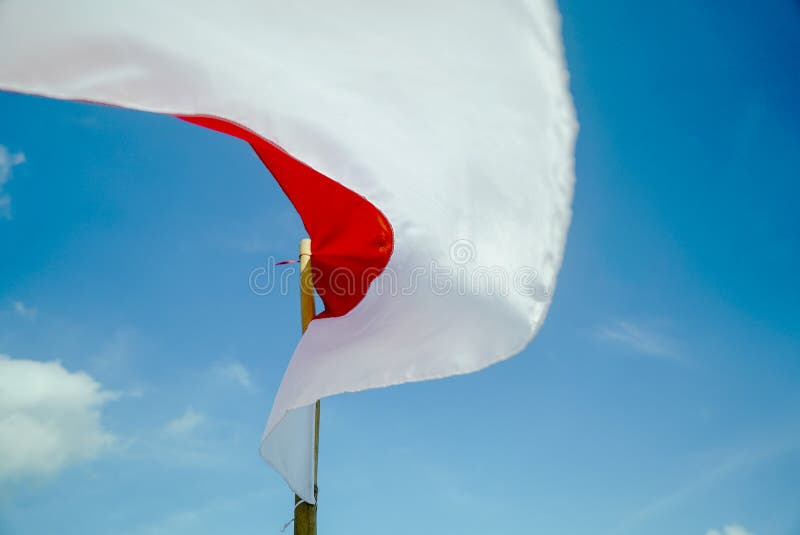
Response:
[[0, 144, 26, 220], [120, 488, 279, 535], [217, 210, 302, 256], [89, 327, 138, 375], [617, 439, 797, 532], [164, 409, 205, 436], [0, 354, 117, 480], [597, 320, 680, 360], [212, 361, 253, 390], [706, 525, 755, 535], [10, 300, 37, 320]]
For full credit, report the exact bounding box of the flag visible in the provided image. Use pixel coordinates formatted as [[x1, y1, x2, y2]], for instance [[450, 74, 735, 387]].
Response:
[[0, 0, 577, 503]]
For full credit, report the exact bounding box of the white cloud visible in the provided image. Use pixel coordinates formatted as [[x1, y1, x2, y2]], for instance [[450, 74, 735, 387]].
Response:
[[213, 361, 253, 389], [0, 145, 26, 220], [11, 300, 37, 320], [597, 320, 680, 360], [0, 354, 117, 480], [164, 409, 205, 436], [706, 525, 755, 535]]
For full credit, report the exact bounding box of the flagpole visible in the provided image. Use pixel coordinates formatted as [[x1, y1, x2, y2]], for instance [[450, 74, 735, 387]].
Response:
[[295, 237, 319, 535]]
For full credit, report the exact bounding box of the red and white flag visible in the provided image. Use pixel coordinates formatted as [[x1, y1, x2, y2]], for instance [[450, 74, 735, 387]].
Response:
[[0, 0, 577, 502]]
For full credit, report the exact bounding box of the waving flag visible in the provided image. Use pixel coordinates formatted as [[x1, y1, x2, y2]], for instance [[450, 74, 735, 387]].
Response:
[[0, 0, 577, 503]]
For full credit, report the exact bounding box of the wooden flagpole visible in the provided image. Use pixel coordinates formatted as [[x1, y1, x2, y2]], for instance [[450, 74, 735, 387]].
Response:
[[294, 238, 319, 535]]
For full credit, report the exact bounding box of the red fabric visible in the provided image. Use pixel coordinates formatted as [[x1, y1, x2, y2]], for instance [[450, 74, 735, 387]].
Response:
[[179, 115, 394, 319]]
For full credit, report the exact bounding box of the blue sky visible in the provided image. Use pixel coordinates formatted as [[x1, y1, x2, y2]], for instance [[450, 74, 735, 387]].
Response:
[[0, 0, 798, 534]]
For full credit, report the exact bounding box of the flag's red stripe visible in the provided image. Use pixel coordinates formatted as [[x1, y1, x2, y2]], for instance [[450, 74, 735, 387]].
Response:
[[179, 115, 394, 319]]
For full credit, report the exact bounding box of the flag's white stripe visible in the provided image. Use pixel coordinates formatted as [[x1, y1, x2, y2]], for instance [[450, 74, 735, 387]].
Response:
[[0, 0, 577, 503]]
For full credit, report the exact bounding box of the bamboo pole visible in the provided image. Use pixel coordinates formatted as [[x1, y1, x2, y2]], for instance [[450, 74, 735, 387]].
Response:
[[294, 238, 319, 535]]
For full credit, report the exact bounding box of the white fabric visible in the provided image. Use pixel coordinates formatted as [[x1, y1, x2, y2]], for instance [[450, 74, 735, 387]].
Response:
[[0, 0, 577, 503]]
